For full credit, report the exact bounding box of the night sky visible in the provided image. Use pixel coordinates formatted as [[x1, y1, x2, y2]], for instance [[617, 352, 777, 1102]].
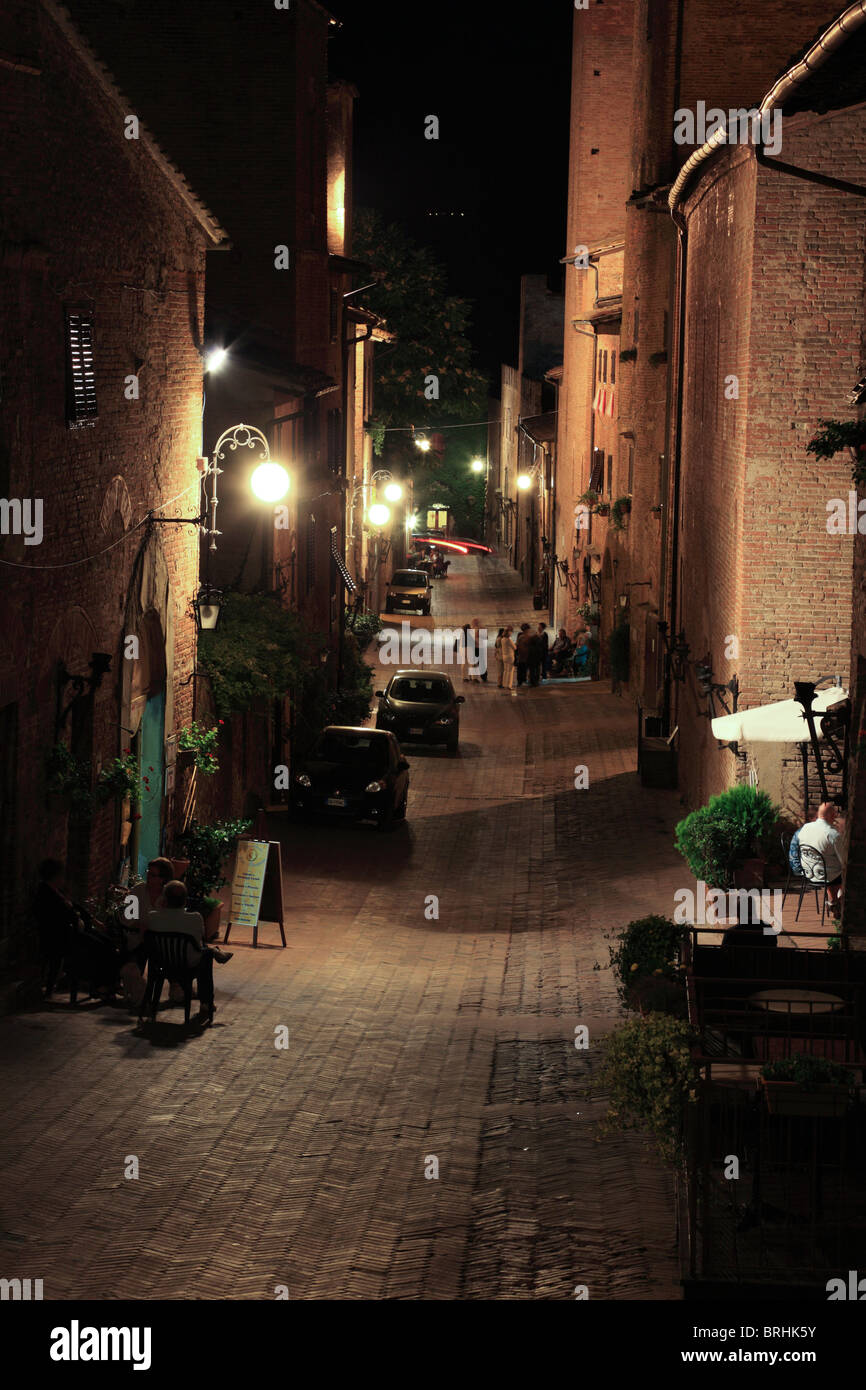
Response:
[[329, 2, 573, 384]]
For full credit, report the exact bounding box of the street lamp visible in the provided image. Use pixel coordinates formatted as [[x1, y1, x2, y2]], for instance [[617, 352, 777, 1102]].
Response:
[[250, 461, 290, 502], [470, 459, 485, 473], [384, 481, 403, 503], [193, 586, 224, 632], [368, 502, 391, 527], [516, 473, 532, 490], [204, 347, 227, 373], [415, 435, 431, 452]]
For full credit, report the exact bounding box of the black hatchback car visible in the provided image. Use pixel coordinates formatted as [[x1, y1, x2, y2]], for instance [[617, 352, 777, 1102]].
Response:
[[291, 726, 409, 830], [374, 670, 464, 754]]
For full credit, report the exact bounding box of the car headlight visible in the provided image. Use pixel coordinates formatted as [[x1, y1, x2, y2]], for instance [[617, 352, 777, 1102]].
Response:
[[365, 779, 386, 793], [296, 773, 311, 788]]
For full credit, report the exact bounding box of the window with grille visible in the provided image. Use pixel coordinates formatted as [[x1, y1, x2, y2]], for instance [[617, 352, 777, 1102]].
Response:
[[590, 449, 604, 493], [306, 514, 317, 593], [65, 309, 97, 426]]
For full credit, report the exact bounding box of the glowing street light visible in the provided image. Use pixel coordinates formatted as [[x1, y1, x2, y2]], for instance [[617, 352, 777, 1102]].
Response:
[[516, 473, 532, 490], [408, 513, 418, 530], [368, 503, 391, 527], [384, 481, 403, 503], [250, 461, 290, 502], [204, 347, 227, 373], [470, 458, 485, 473], [415, 435, 431, 452]]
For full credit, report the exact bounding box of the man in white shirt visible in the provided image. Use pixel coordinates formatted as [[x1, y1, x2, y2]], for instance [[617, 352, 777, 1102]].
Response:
[[797, 802, 845, 919], [146, 880, 231, 1023]]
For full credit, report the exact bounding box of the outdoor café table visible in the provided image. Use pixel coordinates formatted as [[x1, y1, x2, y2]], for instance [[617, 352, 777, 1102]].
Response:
[[746, 988, 845, 1014]]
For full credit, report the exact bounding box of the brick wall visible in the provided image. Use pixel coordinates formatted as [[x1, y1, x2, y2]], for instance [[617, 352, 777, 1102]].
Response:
[[0, 0, 211, 952]]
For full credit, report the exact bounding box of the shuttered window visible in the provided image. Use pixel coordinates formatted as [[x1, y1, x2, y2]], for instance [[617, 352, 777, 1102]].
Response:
[[65, 309, 97, 426]]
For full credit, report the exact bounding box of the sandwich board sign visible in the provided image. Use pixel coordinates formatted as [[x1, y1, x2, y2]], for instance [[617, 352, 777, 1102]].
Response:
[[226, 838, 286, 948]]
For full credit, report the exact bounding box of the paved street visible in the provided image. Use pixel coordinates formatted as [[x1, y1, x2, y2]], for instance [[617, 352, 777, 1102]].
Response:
[[0, 556, 687, 1300]]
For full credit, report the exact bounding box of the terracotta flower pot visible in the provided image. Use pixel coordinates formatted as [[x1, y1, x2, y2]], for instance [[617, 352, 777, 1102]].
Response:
[[203, 902, 222, 943], [171, 858, 190, 880], [762, 1079, 849, 1117]]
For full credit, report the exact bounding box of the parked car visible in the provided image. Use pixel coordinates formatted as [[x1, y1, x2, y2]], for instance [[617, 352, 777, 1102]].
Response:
[[375, 670, 464, 754], [291, 726, 409, 830], [385, 568, 432, 616]]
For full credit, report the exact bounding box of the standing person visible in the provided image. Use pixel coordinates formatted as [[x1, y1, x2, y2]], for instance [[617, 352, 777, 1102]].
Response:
[[515, 623, 533, 687], [145, 880, 232, 1025], [500, 626, 516, 694], [797, 802, 846, 919], [493, 629, 505, 687], [536, 622, 550, 681], [469, 618, 486, 682], [528, 625, 545, 687]]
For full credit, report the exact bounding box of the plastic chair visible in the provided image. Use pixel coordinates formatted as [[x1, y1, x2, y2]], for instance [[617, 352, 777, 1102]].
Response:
[[139, 932, 200, 1025]]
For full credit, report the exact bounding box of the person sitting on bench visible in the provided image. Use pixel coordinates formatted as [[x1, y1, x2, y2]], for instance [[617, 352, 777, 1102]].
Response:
[[145, 880, 232, 1025]]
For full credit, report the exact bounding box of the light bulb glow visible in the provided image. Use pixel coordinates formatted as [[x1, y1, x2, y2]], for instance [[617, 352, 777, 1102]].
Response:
[[408, 513, 418, 530], [368, 503, 391, 526], [516, 473, 532, 490], [415, 437, 431, 452], [205, 347, 227, 373], [250, 462, 290, 502], [470, 459, 485, 473], [384, 482, 403, 502]]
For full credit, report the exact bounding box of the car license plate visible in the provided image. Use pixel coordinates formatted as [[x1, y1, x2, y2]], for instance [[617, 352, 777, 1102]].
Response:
[[409, 727, 424, 735], [326, 797, 346, 807]]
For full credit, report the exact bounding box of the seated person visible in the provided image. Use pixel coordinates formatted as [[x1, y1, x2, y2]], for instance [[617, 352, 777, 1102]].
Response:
[[548, 629, 573, 675], [798, 801, 845, 919], [33, 859, 119, 999], [127, 857, 173, 962], [572, 628, 592, 671], [145, 880, 232, 1024]]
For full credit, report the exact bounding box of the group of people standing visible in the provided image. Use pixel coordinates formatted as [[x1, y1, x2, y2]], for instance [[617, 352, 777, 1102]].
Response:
[[491, 623, 593, 692]]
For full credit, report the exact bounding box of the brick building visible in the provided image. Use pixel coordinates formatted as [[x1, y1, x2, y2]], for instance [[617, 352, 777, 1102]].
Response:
[[66, 1, 384, 817], [0, 0, 225, 956], [554, 0, 862, 816]]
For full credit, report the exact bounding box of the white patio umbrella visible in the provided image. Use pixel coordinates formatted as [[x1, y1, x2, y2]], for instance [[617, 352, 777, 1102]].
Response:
[[711, 685, 847, 745]]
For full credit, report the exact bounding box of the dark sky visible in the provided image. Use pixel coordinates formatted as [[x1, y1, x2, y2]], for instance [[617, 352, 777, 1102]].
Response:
[[329, 2, 572, 383]]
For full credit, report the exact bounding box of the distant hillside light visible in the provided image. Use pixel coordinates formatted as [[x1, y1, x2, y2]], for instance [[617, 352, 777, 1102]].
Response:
[[517, 473, 532, 490], [250, 462, 290, 502], [368, 503, 391, 527], [384, 481, 403, 502]]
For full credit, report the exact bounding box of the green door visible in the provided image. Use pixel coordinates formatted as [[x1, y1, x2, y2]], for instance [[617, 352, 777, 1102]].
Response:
[[137, 690, 165, 877]]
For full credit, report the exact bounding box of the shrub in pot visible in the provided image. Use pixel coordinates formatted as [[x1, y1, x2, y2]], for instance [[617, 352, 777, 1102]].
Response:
[[600, 1013, 698, 1163], [675, 785, 779, 889], [761, 1054, 852, 1117], [173, 818, 252, 916], [607, 914, 685, 1008]]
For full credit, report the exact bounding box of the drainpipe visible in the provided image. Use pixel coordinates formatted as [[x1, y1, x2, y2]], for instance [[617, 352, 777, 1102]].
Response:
[[664, 0, 866, 738], [664, 205, 687, 736]]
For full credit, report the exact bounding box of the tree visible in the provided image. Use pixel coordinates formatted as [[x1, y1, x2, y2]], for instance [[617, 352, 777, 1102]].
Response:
[[351, 209, 489, 465]]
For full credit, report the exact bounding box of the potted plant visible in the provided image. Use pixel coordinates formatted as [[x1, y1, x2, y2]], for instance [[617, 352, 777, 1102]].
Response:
[[610, 495, 632, 532], [95, 750, 143, 807], [761, 1055, 853, 1117], [173, 818, 252, 938], [675, 785, 778, 889], [607, 914, 686, 1011], [46, 742, 93, 814], [177, 720, 221, 775], [599, 1013, 698, 1163]]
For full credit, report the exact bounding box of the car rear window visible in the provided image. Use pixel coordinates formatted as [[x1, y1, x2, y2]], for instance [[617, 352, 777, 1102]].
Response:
[[390, 571, 427, 586], [315, 732, 390, 769], [390, 678, 451, 702]]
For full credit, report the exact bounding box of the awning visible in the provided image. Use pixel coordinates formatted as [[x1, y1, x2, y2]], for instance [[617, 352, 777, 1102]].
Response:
[[331, 536, 358, 594], [711, 686, 848, 744]]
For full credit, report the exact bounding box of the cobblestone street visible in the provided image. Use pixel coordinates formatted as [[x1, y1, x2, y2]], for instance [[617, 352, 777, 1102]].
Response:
[[0, 557, 686, 1300]]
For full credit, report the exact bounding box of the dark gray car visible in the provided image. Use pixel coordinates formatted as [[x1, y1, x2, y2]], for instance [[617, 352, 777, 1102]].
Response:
[[374, 670, 464, 754]]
